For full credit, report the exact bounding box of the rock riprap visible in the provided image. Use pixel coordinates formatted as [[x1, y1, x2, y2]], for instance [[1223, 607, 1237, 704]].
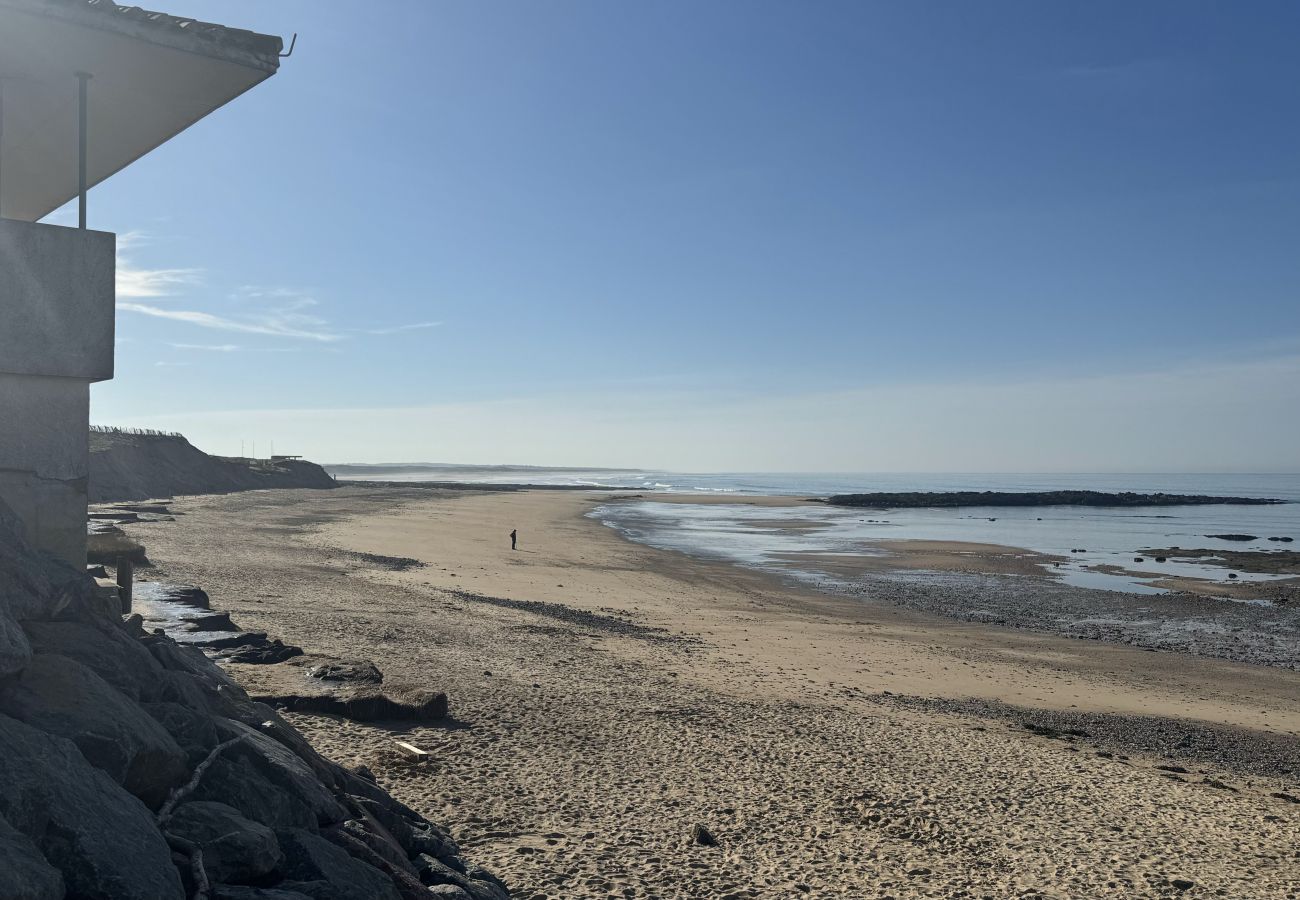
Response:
[[0, 499, 509, 900]]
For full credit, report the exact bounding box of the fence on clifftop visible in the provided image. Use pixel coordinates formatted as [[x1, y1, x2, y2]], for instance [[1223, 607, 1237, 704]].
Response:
[[90, 425, 184, 438]]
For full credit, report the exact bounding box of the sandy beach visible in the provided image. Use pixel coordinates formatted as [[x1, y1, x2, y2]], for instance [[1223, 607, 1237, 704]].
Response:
[[120, 485, 1300, 899]]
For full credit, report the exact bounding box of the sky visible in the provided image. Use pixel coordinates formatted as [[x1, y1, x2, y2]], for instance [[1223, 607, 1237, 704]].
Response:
[[74, 0, 1300, 472]]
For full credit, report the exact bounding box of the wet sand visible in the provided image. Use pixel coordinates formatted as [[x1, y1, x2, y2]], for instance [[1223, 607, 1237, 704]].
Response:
[[122, 485, 1300, 899]]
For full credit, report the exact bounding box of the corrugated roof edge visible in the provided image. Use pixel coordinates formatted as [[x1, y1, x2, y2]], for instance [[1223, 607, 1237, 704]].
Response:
[[0, 0, 283, 73]]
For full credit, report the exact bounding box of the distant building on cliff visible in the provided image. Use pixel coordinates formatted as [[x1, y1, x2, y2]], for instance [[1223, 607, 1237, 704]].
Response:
[[0, 0, 283, 564]]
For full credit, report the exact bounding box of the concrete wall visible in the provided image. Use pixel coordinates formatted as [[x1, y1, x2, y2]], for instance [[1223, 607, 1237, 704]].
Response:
[[0, 218, 115, 381], [0, 374, 90, 565], [0, 219, 112, 566]]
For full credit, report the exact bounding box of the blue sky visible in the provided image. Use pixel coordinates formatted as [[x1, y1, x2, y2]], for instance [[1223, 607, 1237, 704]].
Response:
[[80, 1, 1300, 470]]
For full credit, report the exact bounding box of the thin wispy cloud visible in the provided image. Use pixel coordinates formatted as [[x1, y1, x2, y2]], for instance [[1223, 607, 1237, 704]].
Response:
[[115, 231, 202, 299], [365, 321, 442, 335], [119, 302, 342, 342], [113, 241, 438, 344]]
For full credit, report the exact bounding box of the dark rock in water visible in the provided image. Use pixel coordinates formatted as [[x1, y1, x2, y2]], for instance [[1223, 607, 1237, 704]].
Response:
[[1227, 573, 1238, 579], [168, 801, 283, 884], [24, 619, 166, 701], [0, 653, 189, 808], [826, 490, 1284, 509], [1155, 557, 1167, 563], [275, 828, 402, 900], [691, 823, 718, 846], [1206, 534, 1257, 541], [1269, 536, 1294, 542], [0, 712, 184, 899], [131, 582, 212, 612], [183, 611, 237, 631], [0, 812, 64, 900], [1134, 557, 1144, 563]]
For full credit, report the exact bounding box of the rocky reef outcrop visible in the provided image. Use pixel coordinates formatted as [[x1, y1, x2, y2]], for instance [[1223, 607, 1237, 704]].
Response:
[[0, 499, 508, 900]]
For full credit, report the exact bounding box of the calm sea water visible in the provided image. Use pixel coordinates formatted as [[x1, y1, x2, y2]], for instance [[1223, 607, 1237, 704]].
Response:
[[585, 473, 1300, 595], [338, 467, 1300, 594]]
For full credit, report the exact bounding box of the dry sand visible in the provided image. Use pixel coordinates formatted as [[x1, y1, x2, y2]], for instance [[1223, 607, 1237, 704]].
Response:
[[125, 486, 1300, 899]]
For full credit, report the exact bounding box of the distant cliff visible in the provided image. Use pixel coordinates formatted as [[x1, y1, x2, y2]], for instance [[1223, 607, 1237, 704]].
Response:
[[89, 428, 336, 502], [824, 490, 1284, 509]]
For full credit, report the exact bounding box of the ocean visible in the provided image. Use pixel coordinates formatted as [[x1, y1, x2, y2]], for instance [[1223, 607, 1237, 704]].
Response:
[[333, 467, 1300, 594]]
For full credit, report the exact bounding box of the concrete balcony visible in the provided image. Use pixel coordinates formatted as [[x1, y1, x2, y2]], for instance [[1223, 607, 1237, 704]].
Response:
[[0, 218, 115, 564], [0, 218, 115, 381]]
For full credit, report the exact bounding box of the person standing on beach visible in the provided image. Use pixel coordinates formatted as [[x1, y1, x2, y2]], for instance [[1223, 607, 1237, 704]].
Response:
[[510, 528, 518, 550]]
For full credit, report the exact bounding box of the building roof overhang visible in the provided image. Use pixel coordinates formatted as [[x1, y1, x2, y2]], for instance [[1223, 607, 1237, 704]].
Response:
[[0, 0, 283, 222]]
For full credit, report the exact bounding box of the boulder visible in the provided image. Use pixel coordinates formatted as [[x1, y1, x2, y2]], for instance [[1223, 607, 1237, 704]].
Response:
[[173, 630, 269, 650], [275, 828, 401, 900], [145, 700, 221, 765], [0, 501, 86, 622], [190, 720, 346, 829], [296, 657, 383, 684], [0, 606, 32, 678], [416, 855, 510, 900], [321, 824, 427, 900], [212, 888, 316, 900], [0, 654, 189, 808], [0, 813, 64, 900], [427, 888, 472, 900], [0, 712, 184, 900], [191, 753, 319, 831], [217, 640, 305, 664], [167, 801, 282, 884], [235, 658, 447, 723], [23, 619, 165, 701]]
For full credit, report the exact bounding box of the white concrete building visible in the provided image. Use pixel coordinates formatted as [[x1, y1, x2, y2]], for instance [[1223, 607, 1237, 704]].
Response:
[[0, 0, 283, 564]]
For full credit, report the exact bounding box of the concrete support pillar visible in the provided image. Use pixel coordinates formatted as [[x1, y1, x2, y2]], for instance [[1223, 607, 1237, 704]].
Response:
[[0, 218, 114, 567]]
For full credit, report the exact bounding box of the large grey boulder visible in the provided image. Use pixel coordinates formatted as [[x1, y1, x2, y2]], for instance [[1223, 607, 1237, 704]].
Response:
[[191, 753, 319, 831], [321, 823, 427, 900], [167, 801, 282, 884], [0, 653, 189, 808], [23, 619, 165, 701], [0, 500, 85, 623], [189, 720, 345, 830], [0, 605, 32, 678], [144, 699, 221, 766], [0, 712, 184, 900], [0, 812, 64, 900], [212, 888, 315, 900], [275, 828, 401, 900], [415, 856, 510, 900]]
